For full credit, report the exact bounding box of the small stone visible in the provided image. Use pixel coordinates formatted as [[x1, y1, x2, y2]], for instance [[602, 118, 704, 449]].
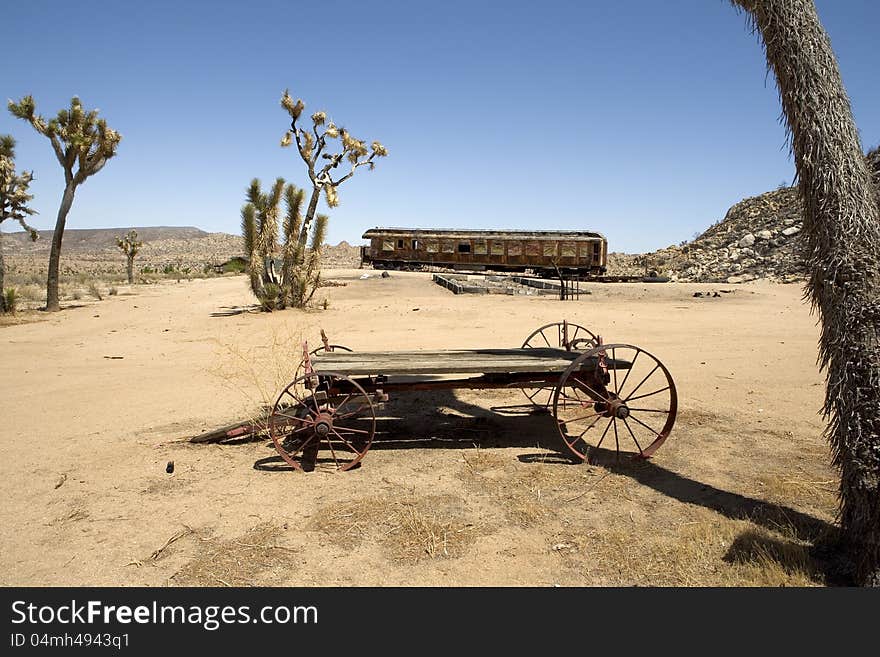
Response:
[[738, 233, 755, 248], [756, 230, 772, 240], [781, 226, 801, 237]]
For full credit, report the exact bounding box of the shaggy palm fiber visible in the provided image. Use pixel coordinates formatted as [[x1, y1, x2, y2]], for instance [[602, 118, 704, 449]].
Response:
[[732, 0, 880, 585]]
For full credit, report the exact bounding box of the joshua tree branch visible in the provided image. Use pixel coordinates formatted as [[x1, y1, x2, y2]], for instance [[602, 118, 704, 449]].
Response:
[[12, 215, 39, 239], [290, 122, 317, 183], [332, 153, 377, 186]]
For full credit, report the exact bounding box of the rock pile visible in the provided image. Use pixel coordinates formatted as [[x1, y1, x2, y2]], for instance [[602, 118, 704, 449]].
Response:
[[606, 186, 806, 283]]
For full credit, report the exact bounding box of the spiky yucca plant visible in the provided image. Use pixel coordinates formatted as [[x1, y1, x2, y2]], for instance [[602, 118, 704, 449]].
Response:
[[241, 179, 326, 310], [241, 177, 285, 309], [731, 0, 880, 585]]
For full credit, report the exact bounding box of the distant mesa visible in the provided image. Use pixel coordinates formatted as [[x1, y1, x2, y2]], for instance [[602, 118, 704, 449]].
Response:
[[3, 226, 210, 250]]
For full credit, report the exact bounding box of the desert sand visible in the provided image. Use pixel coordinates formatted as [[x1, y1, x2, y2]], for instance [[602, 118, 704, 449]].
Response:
[[0, 271, 837, 586]]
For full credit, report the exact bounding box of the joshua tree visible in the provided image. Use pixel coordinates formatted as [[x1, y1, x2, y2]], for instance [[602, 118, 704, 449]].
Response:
[[730, 0, 880, 585], [241, 177, 328, 310], [279, 90, 386, 305], [0, 135, 38, 313], [115, 229, 143, 285], [8, 96, 121, 311]]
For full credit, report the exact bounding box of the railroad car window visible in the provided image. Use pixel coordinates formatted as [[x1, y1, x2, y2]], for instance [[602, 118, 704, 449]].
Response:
[[525, 241, 540, 257], [543, 243, 556, 257], [561, 242, 576, 257], [508, 242, 522, 256], [457, 242, 471, 253], [382, 240, 394, 251], [578, 243, 592, 261], [474, 240, 487, 255], [490, 242, 504, 255], [426, 240, 439, 253], [441, 241, 455, 253], [397, 239, 404, 249], [412, 240, 419, 250]]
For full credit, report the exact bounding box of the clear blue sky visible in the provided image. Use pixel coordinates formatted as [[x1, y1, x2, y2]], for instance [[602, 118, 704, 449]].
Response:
[[2, 0, 877, 253]]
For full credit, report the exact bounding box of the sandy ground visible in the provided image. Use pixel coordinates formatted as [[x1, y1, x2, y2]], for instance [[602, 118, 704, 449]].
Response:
[[0, 271, 839, 586]]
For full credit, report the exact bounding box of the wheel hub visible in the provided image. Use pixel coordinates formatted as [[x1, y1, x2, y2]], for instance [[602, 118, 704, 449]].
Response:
[[313, 412, 334, 436], [601, 397, 630, 419]]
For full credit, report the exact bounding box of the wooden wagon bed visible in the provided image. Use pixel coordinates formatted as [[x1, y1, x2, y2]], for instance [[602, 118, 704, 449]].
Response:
[[311, 347, 587, 375]]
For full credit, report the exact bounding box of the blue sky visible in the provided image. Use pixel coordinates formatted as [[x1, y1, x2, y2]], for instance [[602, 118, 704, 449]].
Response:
[[2, 0, 878, 253]]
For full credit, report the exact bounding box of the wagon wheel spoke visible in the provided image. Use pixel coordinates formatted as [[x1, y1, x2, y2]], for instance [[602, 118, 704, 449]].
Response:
[[622, 417, 644, 456], [621, 363, 660, 402], [553, 344, 677, 462], [625, 386, 671, 403], [595, 417, 614, 450]]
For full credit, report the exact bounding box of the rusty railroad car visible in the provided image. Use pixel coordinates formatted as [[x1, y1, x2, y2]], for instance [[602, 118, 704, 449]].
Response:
[[360, 228, 608, 277]]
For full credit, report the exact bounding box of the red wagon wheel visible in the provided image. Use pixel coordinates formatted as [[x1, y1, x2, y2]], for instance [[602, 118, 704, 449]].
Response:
[[552, 344, 677, 461], [520, 321, 598, 408], [269, 371, 376, 472]]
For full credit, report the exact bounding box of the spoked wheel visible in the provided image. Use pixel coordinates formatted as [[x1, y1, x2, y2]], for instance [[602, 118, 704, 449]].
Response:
[[269, 371, 376, 472], [521, 321, 598, 408], [552, 344, 677, 461]]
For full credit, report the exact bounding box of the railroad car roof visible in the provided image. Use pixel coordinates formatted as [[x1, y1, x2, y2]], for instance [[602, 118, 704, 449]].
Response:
[[362, 227, 606, 240]]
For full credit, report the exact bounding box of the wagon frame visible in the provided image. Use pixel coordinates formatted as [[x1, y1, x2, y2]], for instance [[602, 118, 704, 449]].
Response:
[[231, 320, 678, 472]]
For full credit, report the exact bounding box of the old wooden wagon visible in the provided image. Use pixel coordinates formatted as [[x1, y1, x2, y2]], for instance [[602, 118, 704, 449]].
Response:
[[192, 321, 677, 472]]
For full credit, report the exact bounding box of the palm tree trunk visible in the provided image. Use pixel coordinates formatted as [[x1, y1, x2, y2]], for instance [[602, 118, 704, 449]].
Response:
[[46, 183, 76, 312], [732, 0, 880, 585]]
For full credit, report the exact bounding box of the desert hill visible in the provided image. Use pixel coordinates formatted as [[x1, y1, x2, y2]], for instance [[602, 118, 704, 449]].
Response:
[[3, 226, 210, 252]]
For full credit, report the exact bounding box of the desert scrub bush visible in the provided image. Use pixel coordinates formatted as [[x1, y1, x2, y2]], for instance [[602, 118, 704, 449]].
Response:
[[3, 288, 17, 313], [108, 286, 118, 295], [88, 283, 103, 300], [257, 282, 282, 311]]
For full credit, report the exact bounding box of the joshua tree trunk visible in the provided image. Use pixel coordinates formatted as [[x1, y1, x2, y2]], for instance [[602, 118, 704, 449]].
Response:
[[126, 255, 134, 284], [299, 187, 322, 256], [46, 183, 76, 312], [732, 0, 880, 585]]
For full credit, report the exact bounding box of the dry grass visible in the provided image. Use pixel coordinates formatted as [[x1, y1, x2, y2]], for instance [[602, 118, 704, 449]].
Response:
[[171, 522, 297, 587], [209, 324, 305, 415], [308, 493, 481, 563], [568, 510, 824, 586], [459, 454, 609, 527]]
